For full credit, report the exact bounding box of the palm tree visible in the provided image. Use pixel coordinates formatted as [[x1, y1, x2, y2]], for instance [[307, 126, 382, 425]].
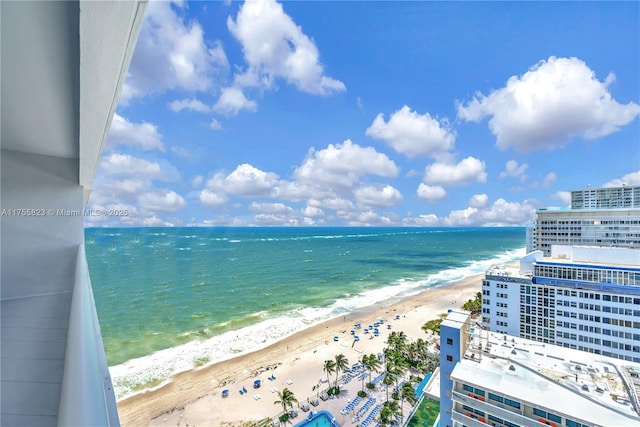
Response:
[[334, 353, 349, 391], [360, 353, 369, 392], [382, 366, 396, 402], [424, 351, 439, 374], [363, 353, 381, 386], [323, 359, 336, 385], [387, 331, 408, 355], [378, 405, 392, 427], [378, 400, 401, 426], [274, 388, 298, 421], [399, 382, 418, 424]]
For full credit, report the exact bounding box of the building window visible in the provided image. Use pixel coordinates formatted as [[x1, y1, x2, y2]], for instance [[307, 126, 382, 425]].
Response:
[[446, 355, 453, 362], [446, 338, 453, 345], [533, 408, 547, 417], [548, 413, 561, 423]]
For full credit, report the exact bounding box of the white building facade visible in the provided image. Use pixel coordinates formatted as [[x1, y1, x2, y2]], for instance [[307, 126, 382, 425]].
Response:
[[526, 185, 640, 256], [482, 246, 640, 363], [571, 185, 640, 209], [439, 311, 640, 427]]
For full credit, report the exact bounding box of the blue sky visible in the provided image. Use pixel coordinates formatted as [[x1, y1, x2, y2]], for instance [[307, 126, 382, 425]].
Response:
[[87, 0, 640, 227]]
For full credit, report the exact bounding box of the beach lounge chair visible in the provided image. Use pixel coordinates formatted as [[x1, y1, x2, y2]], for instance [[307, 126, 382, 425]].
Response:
[[320, 391, 329, 400], [310, 397, 319, 406], [300, 402, 310, 412]]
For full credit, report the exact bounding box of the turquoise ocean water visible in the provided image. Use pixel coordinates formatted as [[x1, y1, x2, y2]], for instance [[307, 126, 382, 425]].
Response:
[[85, 226, 525, 396]]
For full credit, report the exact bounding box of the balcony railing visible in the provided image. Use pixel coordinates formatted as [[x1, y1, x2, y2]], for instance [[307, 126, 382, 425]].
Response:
[[58, 244, 119, 426]]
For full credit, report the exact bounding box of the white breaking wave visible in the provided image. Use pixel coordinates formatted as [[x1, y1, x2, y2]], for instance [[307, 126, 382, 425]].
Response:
[[109, 246, 525, 399]]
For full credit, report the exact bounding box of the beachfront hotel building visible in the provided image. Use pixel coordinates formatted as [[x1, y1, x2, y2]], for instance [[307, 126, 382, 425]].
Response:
[[1, 1, 146, 425], [526, 185, 640, 256], [439, 311, 640, 427], [482, 184, 640, 363], [483, 246, 640, 363]]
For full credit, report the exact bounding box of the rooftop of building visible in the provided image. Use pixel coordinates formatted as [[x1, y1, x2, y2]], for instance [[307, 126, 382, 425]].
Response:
[[485, 263, 526, 278], [453, 326, 640, 425], [535, 206, 640, 212], [441, 310, 470, 330], [486, 246, 640, 280]]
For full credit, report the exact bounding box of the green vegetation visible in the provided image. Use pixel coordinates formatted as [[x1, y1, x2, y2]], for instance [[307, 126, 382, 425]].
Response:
[[320, 328, 440, 426], [362, 353, 382, 386], [273, 388, 297, 423], [333, 353, 349, 390], [327, 386, 341, 396], [461, 291, 482, 314], [421, 313, 447, 335]]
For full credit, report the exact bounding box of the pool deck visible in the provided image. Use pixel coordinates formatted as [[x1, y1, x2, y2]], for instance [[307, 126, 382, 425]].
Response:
[[294, 409, 339, 427]]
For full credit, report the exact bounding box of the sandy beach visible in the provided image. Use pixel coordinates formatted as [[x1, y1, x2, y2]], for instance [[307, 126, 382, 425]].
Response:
[[117, 273, 483, 426]]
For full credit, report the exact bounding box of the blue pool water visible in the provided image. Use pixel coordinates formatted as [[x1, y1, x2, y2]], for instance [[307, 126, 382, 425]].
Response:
[[415, 372, 433, 397], [294, 410, 339, 427]]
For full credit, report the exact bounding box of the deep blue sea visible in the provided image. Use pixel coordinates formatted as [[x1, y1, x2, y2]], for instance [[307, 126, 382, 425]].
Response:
[[85, 226, 525, 396]]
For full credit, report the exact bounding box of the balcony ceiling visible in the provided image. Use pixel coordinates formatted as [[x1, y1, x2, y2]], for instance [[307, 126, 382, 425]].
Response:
[[1, 1, 146, 194], [1, 1, 80, 160]]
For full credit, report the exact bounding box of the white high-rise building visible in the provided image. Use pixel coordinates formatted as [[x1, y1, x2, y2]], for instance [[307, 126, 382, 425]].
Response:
[[527, 185, 640, 256], [484, 185, 640, 363], [439, 311, 640, 427], [571, 185, 640, 209], [483, 246, 640, 363]]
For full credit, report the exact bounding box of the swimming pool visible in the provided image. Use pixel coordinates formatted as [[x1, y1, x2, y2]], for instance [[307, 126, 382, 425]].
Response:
[[294, 410, 340, 427]]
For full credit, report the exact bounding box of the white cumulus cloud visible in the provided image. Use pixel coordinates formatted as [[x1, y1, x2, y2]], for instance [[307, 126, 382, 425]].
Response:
[[457, 56, 640, 152], [121, 1, 229, 104], [168, 98, 211, 113], [442, 198, 536, 226], [139, 189, 187, 213], [227, 0, 345, 95], [402, 214, 440, 227], [500, 160, 528, 180], [416, 184, 447, 203], [209, 163, 279, 197], [199, 188, 228, 207], [604, 171, 640, 187], [209, 118, 223, 130], [550, 191, 571, 207], [366, 105, 455, 159], [213, 86, 258, 116], [100, 153, 161, 179], [294, 139, 399, 189], [354, 185, 403, 208], [107, 114, 164, 151], [469, 193, 489, 208], [250, 202, 293, 214], [423, 157, 487, 186]]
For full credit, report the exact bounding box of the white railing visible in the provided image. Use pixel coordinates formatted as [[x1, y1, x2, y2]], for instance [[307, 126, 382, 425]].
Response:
[[58, 244, 119, 426]]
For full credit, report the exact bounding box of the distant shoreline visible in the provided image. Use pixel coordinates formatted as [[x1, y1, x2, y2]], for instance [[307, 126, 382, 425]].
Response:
[[117, 271, 486, 426]]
